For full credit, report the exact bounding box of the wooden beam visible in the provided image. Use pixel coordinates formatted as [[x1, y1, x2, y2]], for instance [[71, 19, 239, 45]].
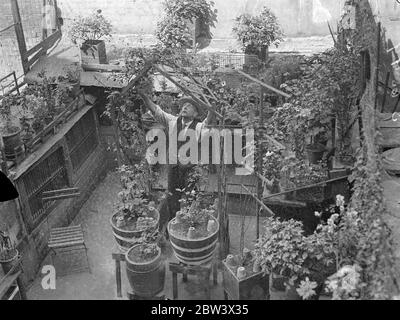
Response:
[[10, 0, 28, 74], [82, 63, 125, 73], [42, 193, 81, 202], [262, 175, 349, 200], [121, 63, 153, 96], [235, 70, 292, 98], [42, 188, 80, 196], [24, 29, 61, 59]]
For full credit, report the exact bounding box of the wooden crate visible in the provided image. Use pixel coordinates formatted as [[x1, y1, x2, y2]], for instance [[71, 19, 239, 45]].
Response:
[[222, 261, 269, 300]]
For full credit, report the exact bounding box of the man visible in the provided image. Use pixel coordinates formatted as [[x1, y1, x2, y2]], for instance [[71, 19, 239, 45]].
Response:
[[138, 91, 215, 227]]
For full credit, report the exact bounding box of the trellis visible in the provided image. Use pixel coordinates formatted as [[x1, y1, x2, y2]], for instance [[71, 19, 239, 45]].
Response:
[[110, 51, 296, 258]]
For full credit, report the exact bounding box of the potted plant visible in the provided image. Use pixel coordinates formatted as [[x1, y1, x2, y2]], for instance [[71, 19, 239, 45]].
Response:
[[254, 217, 335, 300], [0, 95, 24, 161], [125, 230, 166, 298], [110, 164, 160, 253], [57, 68, 80, 98], [233, 7, 283, 62], [156, 0, 218, 50], [68, 10, 112, 65], [0, 229, 19, 275], [168, 198, 219, 266]]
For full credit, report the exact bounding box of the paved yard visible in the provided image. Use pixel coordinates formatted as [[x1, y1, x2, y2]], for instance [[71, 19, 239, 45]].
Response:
[[27, 171, 267, 300]]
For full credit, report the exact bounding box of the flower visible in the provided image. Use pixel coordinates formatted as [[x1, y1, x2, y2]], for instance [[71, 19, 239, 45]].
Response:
[[296, 278, 318, 300], [315, 211, 322, 218], [336, 194, 345, 207]]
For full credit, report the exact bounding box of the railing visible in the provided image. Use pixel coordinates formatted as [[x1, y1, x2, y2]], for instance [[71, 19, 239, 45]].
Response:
[[0, 71, 24, 96], [181, 53, 261, 72], [4, 0, 62, 75]]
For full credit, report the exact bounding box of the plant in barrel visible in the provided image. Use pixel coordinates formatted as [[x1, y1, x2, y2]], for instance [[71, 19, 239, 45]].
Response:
[[125, 229, 166, 298], [167, 167, 220, 266], [110, 164, 160, 252]]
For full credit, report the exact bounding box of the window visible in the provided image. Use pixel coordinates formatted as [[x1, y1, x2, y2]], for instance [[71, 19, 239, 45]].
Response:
[[66, 110, 99, 171], [23, 147, 69, 221]]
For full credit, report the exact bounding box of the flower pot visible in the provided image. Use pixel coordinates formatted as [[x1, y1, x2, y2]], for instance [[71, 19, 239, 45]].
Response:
[[306, 144, 326, 164], [110, 209, 160, 253], [258, 46, 269, 62], [0, 249, 19, 275], [270, 273, 287, 292], [1, 127, 24, 161], [125, 244, 165, 298], [284, 282, 301, 300], [80, 40, 107, 65], [222, 259, 270, 300], [168, 215, 219, 266]]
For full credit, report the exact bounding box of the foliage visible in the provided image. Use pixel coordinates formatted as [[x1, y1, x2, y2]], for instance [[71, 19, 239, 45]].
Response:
[[325, 265, 363, 300], [233, 7, 284, 54], [135, 243, 159, 261], [115, 164, 157, 228], [0, 229, 17, 261], [0, 95, 20, 134], [156, 0, 218, 49], [254, 216, 336, 295], [68, 10, 113, 45], [260, 55, 306, 89], [277, 47, 360, 156], [283, 158, 328, 188], [344, 143, 400, 299], [176, 200, 215, 230]]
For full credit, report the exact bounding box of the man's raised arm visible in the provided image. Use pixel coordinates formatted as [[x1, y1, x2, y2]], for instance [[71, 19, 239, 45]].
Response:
[[137, 90, 176, 128]]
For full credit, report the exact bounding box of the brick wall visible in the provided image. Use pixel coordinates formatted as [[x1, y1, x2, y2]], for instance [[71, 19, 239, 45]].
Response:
[[57, 0, 343, 38]]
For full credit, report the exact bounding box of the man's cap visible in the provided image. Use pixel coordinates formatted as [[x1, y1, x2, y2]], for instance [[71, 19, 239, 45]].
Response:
[[178, 97, 202, 114]]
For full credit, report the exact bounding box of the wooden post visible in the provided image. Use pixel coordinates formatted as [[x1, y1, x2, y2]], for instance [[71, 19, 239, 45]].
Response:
[[110, 104, 123, 167], [193, 18, 197, 54], [374, 22, 381, 110], [218, 112, 229, 260], [256, 86, 264, 240], [10, 0, 28, 74]]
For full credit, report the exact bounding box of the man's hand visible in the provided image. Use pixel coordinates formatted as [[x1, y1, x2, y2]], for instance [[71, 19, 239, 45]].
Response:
[[137, 89, 157, 114]]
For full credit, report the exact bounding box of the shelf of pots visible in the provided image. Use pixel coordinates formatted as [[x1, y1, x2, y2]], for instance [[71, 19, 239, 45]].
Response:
[[222, 249, 270, 300], [167, 200, 219, 266], [68, 10, 112, 66], [125, 230, 166, 298]]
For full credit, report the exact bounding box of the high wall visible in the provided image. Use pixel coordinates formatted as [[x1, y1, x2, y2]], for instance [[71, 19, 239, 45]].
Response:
[[57, 0, 344, 38]]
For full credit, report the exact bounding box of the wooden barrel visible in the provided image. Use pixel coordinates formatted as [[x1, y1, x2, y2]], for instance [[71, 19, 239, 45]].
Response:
[[0, 249, 19, 275], [168, 216, 219, 266], [125, 244, 165, 298], [110, 209, 160, 253], [2, 128, 24, 161]]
